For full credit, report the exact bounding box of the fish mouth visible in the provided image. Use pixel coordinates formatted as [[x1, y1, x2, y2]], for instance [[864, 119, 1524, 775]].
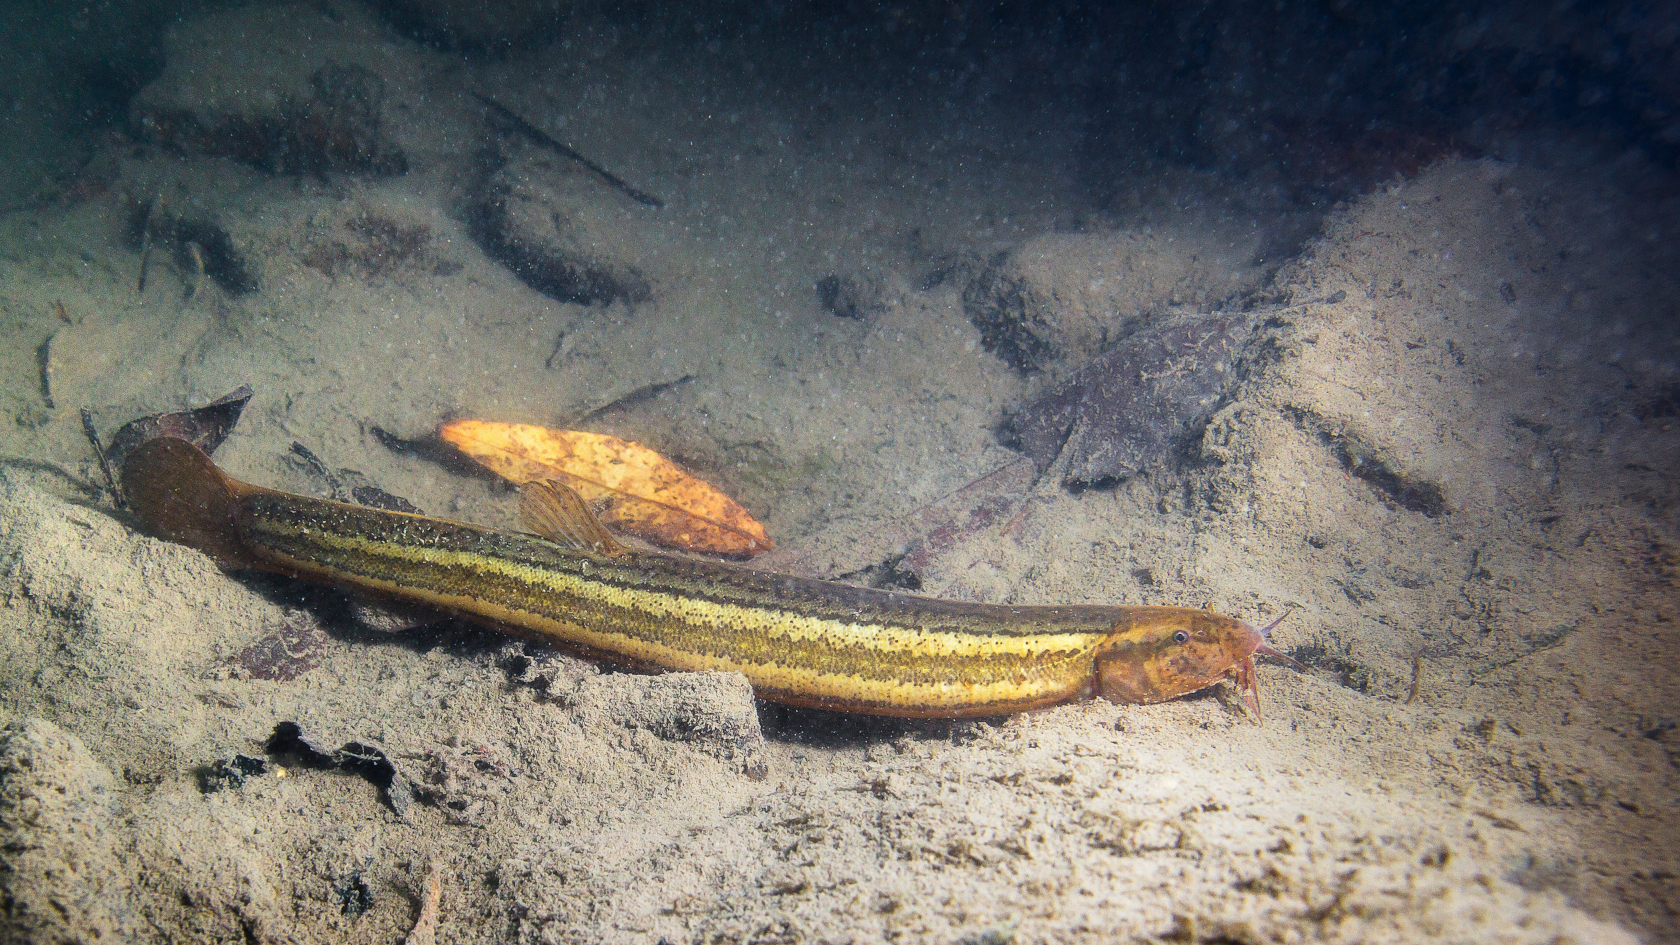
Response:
[[1231, 611, 1305, 719]]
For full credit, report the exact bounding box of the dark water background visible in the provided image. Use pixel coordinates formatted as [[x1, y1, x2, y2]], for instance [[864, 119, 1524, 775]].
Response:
[[4, 0, 1675, 213]]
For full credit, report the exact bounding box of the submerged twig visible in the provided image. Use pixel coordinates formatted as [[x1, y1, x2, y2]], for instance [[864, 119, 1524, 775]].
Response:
[[544, 329, 566, 370], [80, 408, 121, 507], [570, 375, 695, 425], [403, 859, 442, 945], [136, 194, 159, 293], [286, 442, 351, 502], [184, 241, 206, 300], [472, 91, 665, 208], [36, 334, 56, 409]]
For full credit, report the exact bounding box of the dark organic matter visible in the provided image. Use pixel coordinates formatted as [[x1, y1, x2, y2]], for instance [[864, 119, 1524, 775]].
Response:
[[467, 173, 654, 306], [127, 198, 260, 296], [135, 63, 407, 177], [101, 386, 253, 494], [1003, 317, 1251, 486], [265, 722, 415, 817]]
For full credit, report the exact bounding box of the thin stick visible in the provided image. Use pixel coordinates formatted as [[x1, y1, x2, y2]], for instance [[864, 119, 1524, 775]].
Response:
[[37, 334, 56, 409], [404, 859, 442, 945], [137, 233, 152, 293], [185, 241, 206, 300], [1405, 655, 1423, 705], [80, 409, 122, 508], [472, 92, 665, 208], [137, 195, 160, 293], [544, 329, 566, 370], [287, 442, 350, 502]]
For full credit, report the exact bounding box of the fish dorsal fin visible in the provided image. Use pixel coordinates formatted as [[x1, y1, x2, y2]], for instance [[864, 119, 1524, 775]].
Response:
[[520, 479, 628, 557]]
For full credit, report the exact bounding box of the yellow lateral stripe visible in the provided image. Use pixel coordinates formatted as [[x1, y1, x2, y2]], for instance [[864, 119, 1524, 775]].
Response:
[[260, 546, 1084, 709], [241, 512, 1105, 710], [264, 520, 1084, 656]]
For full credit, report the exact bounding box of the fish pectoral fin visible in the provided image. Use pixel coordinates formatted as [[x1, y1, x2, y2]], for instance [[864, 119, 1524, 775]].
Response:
[[519, 478, 629, 557]]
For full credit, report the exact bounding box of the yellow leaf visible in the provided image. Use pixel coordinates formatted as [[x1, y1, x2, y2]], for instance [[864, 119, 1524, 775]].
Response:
[[438, 419, 773, 556]]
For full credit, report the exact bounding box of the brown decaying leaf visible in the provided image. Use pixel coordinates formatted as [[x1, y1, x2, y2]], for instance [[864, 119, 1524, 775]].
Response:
[[101, 386, 254, 502], [438, 419, 772, 557], [1006, 316, 1250, 485]]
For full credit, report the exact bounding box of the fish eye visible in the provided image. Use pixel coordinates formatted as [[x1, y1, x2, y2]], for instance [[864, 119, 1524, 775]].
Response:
[[1172, 630, 1190, 644]]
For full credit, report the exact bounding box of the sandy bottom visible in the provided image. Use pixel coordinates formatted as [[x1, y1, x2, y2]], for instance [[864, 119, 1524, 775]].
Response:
[[0, 7, 1676, 944]]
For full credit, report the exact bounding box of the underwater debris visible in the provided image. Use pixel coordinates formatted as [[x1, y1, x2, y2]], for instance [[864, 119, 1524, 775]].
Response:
[[438, 419, 772, 556], [301, 211, 437, 280], [134, 61, 407, 177], [751, 459, 1036, 584], [127, 196, 259, 296], [466, 159, 656, 306], [265, 721, 415, 817], [226, 614, 328, 682], [199, 754, 267, 792], [36, 333, 56, 409], [1003, 316, 1252, 486], [964, 232, 1263, 374], [1286, 406, 1450, 516], [465, 93, 665, 306], [336, 873, 374, 919], [816, 271, 894, 320], [404, 859, 443, 945], [80, 409, 119, 501], [568, 375, 697, 425], [102, 387, 251, 479], [1285, 636, 1375, 694], [472, 92, 662, 208], [94, 386, 253, 506]]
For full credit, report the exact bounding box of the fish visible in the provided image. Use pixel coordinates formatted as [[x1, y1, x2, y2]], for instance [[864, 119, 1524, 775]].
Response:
[[120, 436, 1298, 718]]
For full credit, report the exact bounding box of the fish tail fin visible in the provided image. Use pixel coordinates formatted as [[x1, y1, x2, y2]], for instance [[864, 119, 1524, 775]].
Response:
[[121, 436, 255, 570]]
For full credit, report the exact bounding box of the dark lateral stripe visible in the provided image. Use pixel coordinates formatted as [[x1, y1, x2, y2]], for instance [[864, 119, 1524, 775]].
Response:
[[236, 491, 1117, 712]]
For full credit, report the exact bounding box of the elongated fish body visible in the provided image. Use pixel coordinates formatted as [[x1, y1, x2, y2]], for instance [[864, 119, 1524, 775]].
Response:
[[121, 437, 1289, 717]]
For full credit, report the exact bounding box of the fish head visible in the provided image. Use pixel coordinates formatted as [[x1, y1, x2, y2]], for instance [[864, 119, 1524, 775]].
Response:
[[1094, 607, 1296, 716]]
